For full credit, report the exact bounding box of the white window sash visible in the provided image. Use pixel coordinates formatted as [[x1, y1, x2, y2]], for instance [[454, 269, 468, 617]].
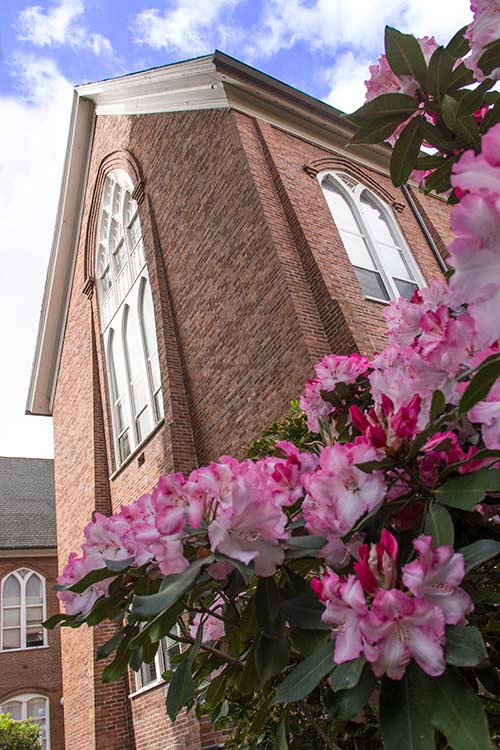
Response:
[[1, 571, 47, 651]]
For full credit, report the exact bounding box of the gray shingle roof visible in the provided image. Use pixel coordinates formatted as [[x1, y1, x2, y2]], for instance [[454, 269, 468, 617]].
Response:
[[0, 457, 56, 549]]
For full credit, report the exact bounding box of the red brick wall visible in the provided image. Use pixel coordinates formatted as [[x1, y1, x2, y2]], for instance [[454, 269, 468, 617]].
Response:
[[52, 105, 451, 749], [0, 554, 64, 750]]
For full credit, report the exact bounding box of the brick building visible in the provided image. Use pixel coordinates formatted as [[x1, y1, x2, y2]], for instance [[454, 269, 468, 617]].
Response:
[[0, 457, 64, 749], [26, 52, 450, 749]]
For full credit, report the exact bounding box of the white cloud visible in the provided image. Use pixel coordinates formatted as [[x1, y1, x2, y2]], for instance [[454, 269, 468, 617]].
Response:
[[324, 51, 373, 114], [0, 55, 73, 457], [132, 0, 243, 54], [15, 0, 114, 57]]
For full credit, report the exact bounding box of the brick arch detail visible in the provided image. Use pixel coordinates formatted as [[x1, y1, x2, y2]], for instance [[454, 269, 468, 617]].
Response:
[[304, 156, 405, 212], [83, 149, 146, 298]]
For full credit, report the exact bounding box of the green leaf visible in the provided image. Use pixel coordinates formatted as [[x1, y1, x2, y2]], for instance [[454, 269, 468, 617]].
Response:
[[424, 504, 454, 546], [102, 639, 131, 684], [355, 457, 395, 474], [330, 656, 365, 692], [326, 664, 377, 722], [239, 595, 257, 640], [347, 93, 419, 127], [256, 577, 282, 637], [426, 46, 456, 98], [385, 26, 427, 85], [429, 389, 446, 421], [131, 555, 214, 616], [430, 666, 490, 750], [441, 95, 479, 145], [280, 594, 328, 631], [448, 62, 475, 92], [166, 659, 194, 722], [459, 356, 500, 413], [275, 719, 288, 750], [204, 669, 228, 709], [446, 26, 470, 60], [390, 116, 423, 187], [286, 536, 326, 550], [256, 630, 290, 688], [445, 626, 488, 667], [436, 468, 500, 510], [478, 39, 500, 78], [236, 645, 258, 695], [456, 80, 493, 119], [289, 628, 329, 658], [43, 613, 73, 629], [380, 663, 436, 750], [54, 566, 114, 594], [482, 98, 500, 131], [419, 119, 459, 153], [271, 640, 334, 705], [103, 557, 135, 573], [96, 630, 123, 661], [351, 117, 409, 145], [459, 539, 500, 572]]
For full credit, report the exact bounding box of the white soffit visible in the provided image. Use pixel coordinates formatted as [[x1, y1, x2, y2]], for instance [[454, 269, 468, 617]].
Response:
[[27, 52, 389, 417]]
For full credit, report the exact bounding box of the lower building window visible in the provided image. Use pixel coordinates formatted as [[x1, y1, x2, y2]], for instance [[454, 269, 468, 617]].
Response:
[[1, 694, 49, 749], [134, 633, 180, 691]]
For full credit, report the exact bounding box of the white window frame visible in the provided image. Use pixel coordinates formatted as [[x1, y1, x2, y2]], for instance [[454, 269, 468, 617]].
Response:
[[96, 170, 163, 467], [0, 693, 50, 750], [133, 632, 181, 694], [318, 171, 425, 302], [1, 569, 47, 652]]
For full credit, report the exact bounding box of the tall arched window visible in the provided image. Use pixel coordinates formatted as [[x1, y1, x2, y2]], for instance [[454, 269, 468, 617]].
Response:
[[0, 693, 50, 749], [320, 173, 423, 301], [96, 170, 163, 466], [1, 569, 46, 651]]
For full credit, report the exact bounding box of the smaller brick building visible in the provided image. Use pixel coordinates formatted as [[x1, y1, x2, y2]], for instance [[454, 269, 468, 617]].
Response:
[[0, 457, 64, 750]]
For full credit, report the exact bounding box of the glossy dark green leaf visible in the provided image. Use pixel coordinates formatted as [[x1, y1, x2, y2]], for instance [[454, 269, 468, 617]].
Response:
[[239, 595, 257, 641], [256, 630, 290, 687], [448, 62, 475, 92], [441, 95, 480, 145], [131, 555, 214, 616], [482, 98, 500, 131], [351, 114, 412, 145], [390, 117, 423, 187], [96, 630, 123, 661], [102, 639, 131, 684], [380, 664, 436, 750], [275, 719, 288, 750], [286, 536, 326, 550], [424, 504, 454, 546], [429, 389, 446, 421], [330, 656, 365, 693], [430, 666, 490, 750], [456, 80, 493, 119], [43, 613, 73, 629], [271, 640, 334, 705], [166, 659, 195, 722], [236, 645, 258, 695], [289, 628, 329, 658], [256, 577, 282, 637], [280, 594, 328, 631], [446, 26, 470, 60], [459, 356, 500, 413], [355, 458, 394, 474], [445, 625, 488, 667], [426, 46, 456, 98], [347, 93, 419, 127], [478, 39, 500, 78], [385, 26, 427, 85], [459, 539, 500, 572], [204, 670, 228, 709], [435, 469, 500, 510], [327, 664, 377, 722]]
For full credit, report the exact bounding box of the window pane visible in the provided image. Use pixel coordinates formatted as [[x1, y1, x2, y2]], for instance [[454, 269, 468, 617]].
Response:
[[3, 608, 20, 627], [26, 606, 43, 624], [118, 431, 131, 463], [26, 575, 42, 605], [113, 240, 128, 275], [339, 230, 376, 270], [139, 659, 158, 686], [149, 352, 161, 393], [112, 182, 123, 217], [109, 329, 128, 403], [26, 626, 45, 647], [154, 390, 164, 421], [378, 243, 413, 280], [124, 191, 138, 227], [131, 374, 148, 415], [2, 701, 22, 720], [3, 576, 20, 606], [136, 407, 152, 443], [140, 281, 157, 360], [394, 278, 419, 300], [322, 180, 361, 234], [160, 635, 180, 671], [27, 698, 47, 719], [128, 216, 141, 248], [360, 193, 396, 246], [3, 628, 21, 649], [354, 267, 390, 301]]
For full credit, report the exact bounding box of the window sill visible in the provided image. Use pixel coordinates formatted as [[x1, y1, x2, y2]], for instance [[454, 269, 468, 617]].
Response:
[[110, 418, 165, 481], [128, 678, 166, 700], [364, 295, 391, 306], [0, 644, 49, 653]]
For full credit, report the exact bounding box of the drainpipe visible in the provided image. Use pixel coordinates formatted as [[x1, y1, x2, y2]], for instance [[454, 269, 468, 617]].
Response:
[[402, 184, 448, 274]]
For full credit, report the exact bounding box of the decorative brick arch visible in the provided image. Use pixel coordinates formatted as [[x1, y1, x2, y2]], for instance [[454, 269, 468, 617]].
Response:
[[83, 150, 146, 298], [304, 156, 405, 212]]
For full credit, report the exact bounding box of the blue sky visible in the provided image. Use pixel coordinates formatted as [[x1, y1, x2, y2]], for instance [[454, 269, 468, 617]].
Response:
[[0, 0, 473, 458]]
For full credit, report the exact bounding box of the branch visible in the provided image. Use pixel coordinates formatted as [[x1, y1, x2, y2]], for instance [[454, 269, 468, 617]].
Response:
[[166, 630, 244, 670], [299, 703, 341, 750]]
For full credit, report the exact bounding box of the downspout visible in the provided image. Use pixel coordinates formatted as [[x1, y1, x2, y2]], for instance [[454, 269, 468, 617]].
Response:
[[401, 184, 448, 274]]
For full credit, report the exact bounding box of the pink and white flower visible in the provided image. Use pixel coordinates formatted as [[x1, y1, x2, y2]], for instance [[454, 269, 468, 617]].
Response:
[[190, 596, 226, 643], [313, 571, 368, 664]]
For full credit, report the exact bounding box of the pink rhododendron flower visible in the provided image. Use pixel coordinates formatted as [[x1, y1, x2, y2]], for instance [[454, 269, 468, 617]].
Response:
[[207, 464, 288, 577], [190, 597, 226, 643], [354, 529, 398, 594], [314, 571, 368, 664], [319, 533, 365, 568], [465, 2, 500, 81], [469, 377, 500, 449], [150, 536, 189, 576], [57, 553, 111, 616], [82, 513, 131, 569], [419, 432, 466, 486], [452, 123, 500, 197], [365, 38, 438, 102], [152, 472, 204, 534], [303, 440, 387, 540], [257, 440, 318, 505], [361, 589, 445, 679], [299, 378, 334, 433], [402, 535, 473, 625]]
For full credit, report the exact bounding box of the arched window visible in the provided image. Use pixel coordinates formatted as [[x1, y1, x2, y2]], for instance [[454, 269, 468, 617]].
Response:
[[0, 693, 50, 749], [95, 170, 163, 466], [320, 173, 423, 301], [1, 569, 46, 651]]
